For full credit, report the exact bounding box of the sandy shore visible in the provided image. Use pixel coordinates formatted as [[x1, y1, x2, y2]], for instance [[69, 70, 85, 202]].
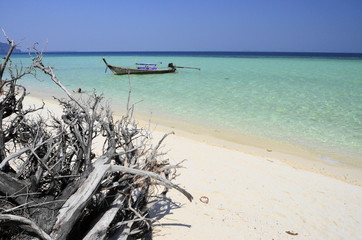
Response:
[[23, 96, 362, 240]]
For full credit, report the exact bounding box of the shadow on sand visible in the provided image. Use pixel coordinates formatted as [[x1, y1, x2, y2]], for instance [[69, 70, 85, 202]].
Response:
[[148, 195, 191, 229]]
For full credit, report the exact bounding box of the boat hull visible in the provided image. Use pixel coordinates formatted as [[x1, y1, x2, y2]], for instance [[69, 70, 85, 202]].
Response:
[[103, 58, 176, 75], [108, 65, 176, 75]]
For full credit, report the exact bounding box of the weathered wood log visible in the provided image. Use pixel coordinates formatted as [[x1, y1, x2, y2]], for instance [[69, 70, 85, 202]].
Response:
[[1, 35, 192, 239], [51, 154, 192, 239], [83, 194, 126, 240], [50, 156, 110, 240], [109, 222, 133, 240], [0, 214, 52, 240]]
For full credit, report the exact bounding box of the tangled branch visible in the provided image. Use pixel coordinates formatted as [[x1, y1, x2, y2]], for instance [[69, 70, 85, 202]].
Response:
[[0, 33, 192, 240]]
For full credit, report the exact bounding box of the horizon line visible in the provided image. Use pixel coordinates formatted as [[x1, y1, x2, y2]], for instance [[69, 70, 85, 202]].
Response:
[[10, 50, 362, 55]]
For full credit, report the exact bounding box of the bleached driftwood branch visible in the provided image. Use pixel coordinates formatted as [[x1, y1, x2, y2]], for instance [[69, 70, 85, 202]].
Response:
[[0, 214, 52, 240], [0, 33, 192, 240]]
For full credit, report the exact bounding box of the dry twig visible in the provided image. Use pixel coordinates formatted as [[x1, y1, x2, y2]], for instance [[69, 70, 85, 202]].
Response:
[[0, 32, 192, 239]]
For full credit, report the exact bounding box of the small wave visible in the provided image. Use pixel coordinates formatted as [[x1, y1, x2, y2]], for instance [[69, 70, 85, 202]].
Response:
[[320, 155, 340, 164]]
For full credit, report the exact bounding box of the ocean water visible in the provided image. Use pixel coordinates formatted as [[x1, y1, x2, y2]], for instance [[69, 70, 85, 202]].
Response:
[[9, 52, 362, 166]]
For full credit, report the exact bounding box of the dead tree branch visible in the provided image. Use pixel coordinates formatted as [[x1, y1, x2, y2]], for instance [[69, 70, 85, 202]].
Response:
[[0, 33, 192, 240], [0, 214, 52, 240]]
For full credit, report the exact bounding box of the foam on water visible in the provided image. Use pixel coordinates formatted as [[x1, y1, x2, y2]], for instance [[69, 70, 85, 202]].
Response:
[[10, 52, 362, 166]]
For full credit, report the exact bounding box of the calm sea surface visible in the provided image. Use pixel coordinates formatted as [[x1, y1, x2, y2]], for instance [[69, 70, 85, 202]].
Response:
[[10, 52, 362, 166]]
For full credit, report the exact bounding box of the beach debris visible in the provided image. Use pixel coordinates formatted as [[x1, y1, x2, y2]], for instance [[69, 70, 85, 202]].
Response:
[[286, 230, 298, 236], [200, 196, 209, 204], [0, 34, 192, 240], [267, 148, 273, 152]]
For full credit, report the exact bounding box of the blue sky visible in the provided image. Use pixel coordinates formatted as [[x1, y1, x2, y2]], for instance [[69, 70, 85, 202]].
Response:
[[1, 0, 361, 52]]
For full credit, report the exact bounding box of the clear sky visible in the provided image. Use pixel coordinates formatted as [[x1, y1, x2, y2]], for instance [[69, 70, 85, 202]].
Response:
[[1, 0, 362, 52]]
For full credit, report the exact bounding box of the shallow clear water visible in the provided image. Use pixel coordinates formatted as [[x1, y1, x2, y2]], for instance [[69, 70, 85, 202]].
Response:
[[9, 52, 362, 165]]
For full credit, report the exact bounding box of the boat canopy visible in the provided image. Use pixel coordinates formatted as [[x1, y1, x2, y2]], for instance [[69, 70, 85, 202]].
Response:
[[136, 62, 162, 66]]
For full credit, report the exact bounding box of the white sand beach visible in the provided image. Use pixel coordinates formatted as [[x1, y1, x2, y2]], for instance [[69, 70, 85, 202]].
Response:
[[24, 96, 362, 240]]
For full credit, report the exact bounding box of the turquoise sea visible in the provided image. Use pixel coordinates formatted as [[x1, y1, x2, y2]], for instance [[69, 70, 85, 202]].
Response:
[[10, 52, 362, 166]]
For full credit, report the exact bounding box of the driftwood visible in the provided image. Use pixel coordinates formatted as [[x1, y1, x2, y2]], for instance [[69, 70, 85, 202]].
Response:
[[0, 214, 52, 240], [0, 33, 192, 239]]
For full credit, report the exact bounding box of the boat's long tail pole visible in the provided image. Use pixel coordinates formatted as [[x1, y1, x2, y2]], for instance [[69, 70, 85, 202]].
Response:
[[175, 66, 201, 70]]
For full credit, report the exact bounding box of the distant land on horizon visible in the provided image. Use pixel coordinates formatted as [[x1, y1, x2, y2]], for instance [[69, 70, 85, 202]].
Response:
[[5, 49, 362, 58], [32, 51, 362, 58], [0, 42, 21, 54]]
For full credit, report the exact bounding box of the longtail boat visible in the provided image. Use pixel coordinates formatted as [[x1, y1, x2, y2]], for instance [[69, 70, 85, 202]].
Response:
[[102, 58, 176, 75]]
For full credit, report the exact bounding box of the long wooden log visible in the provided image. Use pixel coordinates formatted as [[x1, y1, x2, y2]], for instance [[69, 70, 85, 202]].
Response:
[[0, 214, 52, 240], [51, 155, 192, 239], [82, 194, 126, 240], [50, 156, 110, 240], [109, 222, 133, 240]]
